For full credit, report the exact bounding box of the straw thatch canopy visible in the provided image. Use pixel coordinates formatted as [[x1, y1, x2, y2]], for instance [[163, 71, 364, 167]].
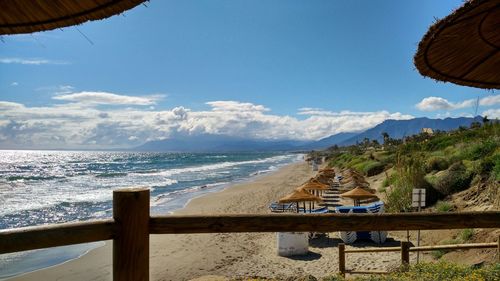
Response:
[[300, 181, 330, 191], [314, 174, 334, 185], [278, 189, 323, 203], [0, 0, 146, 35], [339, 180, 370, 190], [340, 176, 368, 185], [342, 169, 363, 176], [414, 0, 500, 89], [318, 168, 336, 175], [340, 187, 378, 200]]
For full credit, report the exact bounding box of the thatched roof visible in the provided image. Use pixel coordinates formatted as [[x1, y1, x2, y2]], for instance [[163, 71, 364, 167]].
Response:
[[414, 0, 500, 89], [340, 175, 368, 185], [342, 169, 363, 177], [300, 181, 330, 191], [0, 0, 146, 35], [340, 180, 370, 190], [318, 168, 336, 175], [340, 187, 378, 200], [278, 189, 323, 203], [314, 174, 334, 185]]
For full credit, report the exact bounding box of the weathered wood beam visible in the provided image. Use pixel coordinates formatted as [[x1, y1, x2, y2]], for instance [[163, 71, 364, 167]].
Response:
[[149, 212, 500, 234], [0, 219, 114, 254]]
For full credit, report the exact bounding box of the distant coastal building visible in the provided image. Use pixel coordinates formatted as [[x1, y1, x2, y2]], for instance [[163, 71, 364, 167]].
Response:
[[421, 128, 434, 135]]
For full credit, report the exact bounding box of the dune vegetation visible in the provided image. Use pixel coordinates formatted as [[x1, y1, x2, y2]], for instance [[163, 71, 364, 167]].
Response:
[[310, 119, 499, 213]]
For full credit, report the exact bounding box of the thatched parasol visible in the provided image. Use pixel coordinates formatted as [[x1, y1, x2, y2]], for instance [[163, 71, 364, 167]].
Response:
[[340, 187, 378, 206], [279, 189, 323, 203], [318, 168, 336, 176], [340, 176, 368, 185], [279, 188, 323, 213], [0, 0, 147, 35], [342, 169, 363, 176], [300, 181, 330, 192], [314, 174, 334, 185], [339, 180, 370, 191], [414, 0, 500, 89]]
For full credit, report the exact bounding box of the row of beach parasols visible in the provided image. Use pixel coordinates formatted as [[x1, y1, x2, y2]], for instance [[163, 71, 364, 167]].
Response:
[[277, 168, 379, 212]]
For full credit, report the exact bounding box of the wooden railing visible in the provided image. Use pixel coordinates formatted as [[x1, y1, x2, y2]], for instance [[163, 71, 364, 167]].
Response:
[[338, 239, 500, 276], [1, 188, 500, 280]]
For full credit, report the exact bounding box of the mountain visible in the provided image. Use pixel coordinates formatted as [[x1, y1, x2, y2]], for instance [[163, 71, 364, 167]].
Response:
[[295, 132, 359, 150], [135, 134, 309, 152], [135, 117, 483, 152], [338, 116, 483, 146]]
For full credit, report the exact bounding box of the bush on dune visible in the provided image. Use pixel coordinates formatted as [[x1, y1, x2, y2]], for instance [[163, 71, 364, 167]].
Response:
[[319, 262, 500, 281], [427, 162, 473, 196], [425, 156, 450, 172]]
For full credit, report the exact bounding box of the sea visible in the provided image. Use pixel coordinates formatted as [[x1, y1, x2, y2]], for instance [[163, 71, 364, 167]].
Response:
[[0, 150, 303, 279]]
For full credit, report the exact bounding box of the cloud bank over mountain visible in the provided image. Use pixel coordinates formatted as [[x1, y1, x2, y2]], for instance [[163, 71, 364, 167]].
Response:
[[0, 89, 412, 149], [416, 95, 500, 113]]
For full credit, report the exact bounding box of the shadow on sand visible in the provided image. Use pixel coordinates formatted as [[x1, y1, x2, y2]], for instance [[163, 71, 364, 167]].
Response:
[[285, 251, 322, 261], [309, 235, 410, 249]]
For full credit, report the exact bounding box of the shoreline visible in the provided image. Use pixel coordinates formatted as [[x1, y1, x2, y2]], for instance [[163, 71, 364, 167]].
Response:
[[7, 160, 313, 281]]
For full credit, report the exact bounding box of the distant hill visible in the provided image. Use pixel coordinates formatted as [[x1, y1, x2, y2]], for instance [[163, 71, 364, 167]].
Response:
[[135, 134, 309, 152], [296, 132, 359, 150], [338, 116, 483, 146], [135, 117, 483, 152]]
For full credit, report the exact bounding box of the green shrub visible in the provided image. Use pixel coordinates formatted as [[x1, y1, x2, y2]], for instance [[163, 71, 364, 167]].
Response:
[[465, 140, 497, 160], [425, 156, 450, 172], [436, 201, 453, 212], [428, 162, 473, 195], [459, 228, 474, 242], [431, 249, 446, 259], [364, 161, 385, 176], [386, 156, 428, 213], [321, 262, 500, 281]]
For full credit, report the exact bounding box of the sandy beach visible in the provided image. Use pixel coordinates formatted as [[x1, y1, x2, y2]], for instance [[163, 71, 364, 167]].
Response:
[[9, 162, 406, 281]]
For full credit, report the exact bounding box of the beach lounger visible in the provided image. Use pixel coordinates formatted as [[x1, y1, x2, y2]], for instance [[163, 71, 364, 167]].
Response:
[[335, 201, 387, 244], [268, 201, 296, 213]]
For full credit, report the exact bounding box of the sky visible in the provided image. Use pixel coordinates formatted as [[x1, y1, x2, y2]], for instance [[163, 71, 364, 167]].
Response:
[[0, 0, 498, 149]]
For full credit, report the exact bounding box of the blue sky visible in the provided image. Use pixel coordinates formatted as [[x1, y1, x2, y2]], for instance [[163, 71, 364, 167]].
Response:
[[0, 0, 498, 149]]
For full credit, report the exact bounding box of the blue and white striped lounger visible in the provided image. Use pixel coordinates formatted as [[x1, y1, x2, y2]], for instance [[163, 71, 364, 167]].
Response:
[[334, 201, 387, 244]]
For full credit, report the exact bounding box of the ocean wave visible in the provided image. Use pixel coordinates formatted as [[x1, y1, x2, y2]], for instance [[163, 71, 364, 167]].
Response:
[[95, 172, 128, 178], [141, 154, 293, 177], [6, 175, 64, 182]]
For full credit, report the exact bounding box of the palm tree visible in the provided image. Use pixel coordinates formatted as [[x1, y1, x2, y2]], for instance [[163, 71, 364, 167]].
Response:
[[382, 132, 390, 144]]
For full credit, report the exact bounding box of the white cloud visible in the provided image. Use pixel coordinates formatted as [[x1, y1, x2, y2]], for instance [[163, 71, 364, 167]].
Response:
[[53, 91, 163, 105], [416, 94, 500, 112], [0, 57, 69, 65], [482, 109, 500, 119], [0, 101, 25, 110], [11, 82, 18, 86], [415, 96, 475, 111], [55, 85, 75, 94], [479, 95, 500, 106], [206, 101, 270, 112], [0, 98, 413, 149]]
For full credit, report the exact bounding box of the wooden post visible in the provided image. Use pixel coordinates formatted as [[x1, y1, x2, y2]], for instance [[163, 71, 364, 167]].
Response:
[[401, 241, 410, 266], [497, 235, 500, 262], [113, 188, 150, 281], [338, 243, 346, 277]]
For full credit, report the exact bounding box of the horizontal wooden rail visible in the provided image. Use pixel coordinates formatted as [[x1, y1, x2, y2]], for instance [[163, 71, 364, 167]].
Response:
[[2, 212, 499, 255], [339, 239, 500, 277], [410, 242, 497, 252], [343, 242, 497, 254], [345, 246, 401, 253], [1, 188, 500, 281], [0, 219, 115, 254], [150, 212, 500, 234], [347, 270, 389, 275]]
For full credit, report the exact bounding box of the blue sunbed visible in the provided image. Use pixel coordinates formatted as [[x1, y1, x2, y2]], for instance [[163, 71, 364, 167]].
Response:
[[335, 201, 387, 244]]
